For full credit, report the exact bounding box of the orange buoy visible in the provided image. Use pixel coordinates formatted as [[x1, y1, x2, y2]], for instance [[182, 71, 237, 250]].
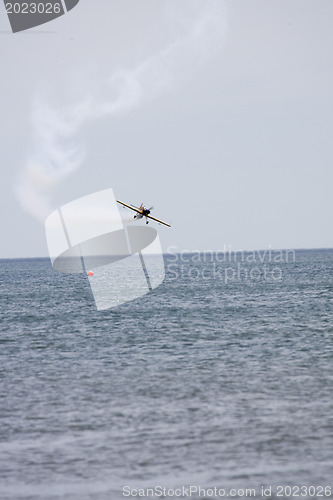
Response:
[[87, 270, 94, 276]]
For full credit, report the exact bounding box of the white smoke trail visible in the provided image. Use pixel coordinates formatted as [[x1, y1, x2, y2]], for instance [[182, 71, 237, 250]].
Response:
[[14, 0, 227, 222]]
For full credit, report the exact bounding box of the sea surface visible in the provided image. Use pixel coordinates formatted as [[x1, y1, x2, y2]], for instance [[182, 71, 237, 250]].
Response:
[[0, 249, 332, 500]]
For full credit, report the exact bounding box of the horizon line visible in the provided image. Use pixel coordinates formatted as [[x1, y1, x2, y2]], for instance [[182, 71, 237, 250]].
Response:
[[0, 246, 332, 261]]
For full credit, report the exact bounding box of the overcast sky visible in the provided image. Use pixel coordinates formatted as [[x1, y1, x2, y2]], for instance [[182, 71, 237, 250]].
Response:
[[0, 0, 332, 258]]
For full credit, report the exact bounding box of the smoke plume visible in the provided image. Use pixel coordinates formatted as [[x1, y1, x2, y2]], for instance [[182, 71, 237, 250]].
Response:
[[15, 0, 227, 222]]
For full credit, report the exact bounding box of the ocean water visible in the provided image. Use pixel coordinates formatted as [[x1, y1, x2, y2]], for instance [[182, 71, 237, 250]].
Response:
[[0, 249, 332, 500]]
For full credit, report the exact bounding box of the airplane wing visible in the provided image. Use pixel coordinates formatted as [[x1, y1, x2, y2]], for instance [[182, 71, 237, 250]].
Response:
[[117, 200, 141, 214], [117, 200, 171, 227], [146, 214, 171, 227]]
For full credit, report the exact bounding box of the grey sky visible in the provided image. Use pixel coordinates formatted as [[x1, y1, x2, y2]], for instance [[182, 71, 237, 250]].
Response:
[[0, 0, 332, 258]]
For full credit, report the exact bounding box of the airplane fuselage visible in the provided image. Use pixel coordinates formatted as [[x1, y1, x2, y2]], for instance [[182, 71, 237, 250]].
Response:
[[134, 208, 150, 219], [117, 200, 170, 227]]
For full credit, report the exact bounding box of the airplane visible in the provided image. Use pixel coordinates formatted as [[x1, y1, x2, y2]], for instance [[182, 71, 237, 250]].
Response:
[[117, 200, 171, 227]]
